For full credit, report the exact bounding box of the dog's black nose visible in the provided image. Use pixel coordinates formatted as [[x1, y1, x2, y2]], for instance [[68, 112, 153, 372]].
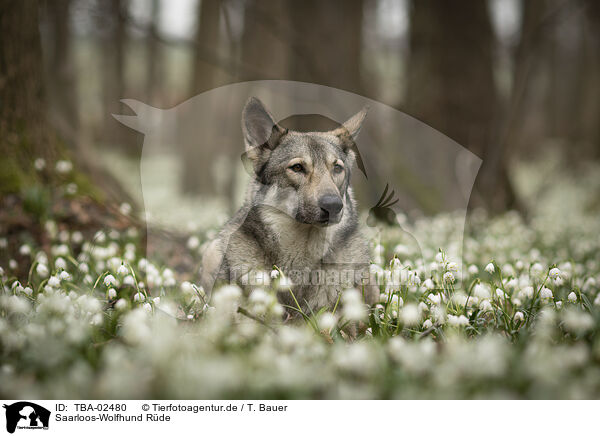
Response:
[[319, 195, 343, 216]]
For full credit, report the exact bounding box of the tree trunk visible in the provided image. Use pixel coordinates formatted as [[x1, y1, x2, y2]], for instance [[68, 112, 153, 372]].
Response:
[[404, 0, 512, 212], [97, 0, 126, 146], [289, 0, 364, 94], [0, 0, 57, 192], [180, 0, 222, 195], [145, 0, 161, 106], [40, 0, 79, 142]]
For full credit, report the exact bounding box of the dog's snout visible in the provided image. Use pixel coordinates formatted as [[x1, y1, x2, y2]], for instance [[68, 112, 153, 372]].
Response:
[[319, 195, 343, 216]]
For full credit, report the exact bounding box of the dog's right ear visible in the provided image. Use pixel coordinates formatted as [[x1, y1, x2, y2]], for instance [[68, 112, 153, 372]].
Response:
[[241, 97, 286, 154]]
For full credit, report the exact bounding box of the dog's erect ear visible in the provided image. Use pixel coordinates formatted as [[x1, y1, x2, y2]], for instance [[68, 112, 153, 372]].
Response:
[[333, 106, 369, 178], [241, 97, 286, 153], [335, 106, 369, 141]]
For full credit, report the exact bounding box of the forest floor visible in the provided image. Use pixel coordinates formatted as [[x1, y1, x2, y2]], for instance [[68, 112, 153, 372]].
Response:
[[1, 157, 600, 399]]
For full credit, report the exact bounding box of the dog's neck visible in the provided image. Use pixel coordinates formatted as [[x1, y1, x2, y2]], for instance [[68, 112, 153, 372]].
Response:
[[257, 206, 339, 267]]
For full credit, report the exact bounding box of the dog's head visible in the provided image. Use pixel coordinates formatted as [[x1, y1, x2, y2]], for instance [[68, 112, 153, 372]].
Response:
[[241, 97, 367, 226]]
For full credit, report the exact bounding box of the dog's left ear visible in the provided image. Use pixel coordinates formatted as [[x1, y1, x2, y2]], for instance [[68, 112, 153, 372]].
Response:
[[333, 106, 369, 176], [338, 106, 369, 141]]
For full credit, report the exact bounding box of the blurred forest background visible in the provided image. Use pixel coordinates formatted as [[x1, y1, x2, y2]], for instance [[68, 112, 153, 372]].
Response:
[[1, 0, 600, 229]]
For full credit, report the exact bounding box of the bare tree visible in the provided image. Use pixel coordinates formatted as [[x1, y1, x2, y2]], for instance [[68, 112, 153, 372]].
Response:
[[404, 0, 514, 212], [181, 0, 223, 195], [40, 0, 79, 141], [145, 0, 162, 105], [0, 0, 57, 188], [96, 0, 126, 145]]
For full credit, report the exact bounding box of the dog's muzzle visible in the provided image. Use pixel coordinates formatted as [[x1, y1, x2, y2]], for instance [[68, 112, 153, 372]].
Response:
[[318, 194, 343, 224]]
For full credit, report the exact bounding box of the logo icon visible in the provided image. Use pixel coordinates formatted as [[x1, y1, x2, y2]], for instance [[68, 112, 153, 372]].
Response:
[[2, 402, 50, 434]]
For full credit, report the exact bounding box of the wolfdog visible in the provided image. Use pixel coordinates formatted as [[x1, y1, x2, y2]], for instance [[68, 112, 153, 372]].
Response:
[[201, 97, 377, 315]]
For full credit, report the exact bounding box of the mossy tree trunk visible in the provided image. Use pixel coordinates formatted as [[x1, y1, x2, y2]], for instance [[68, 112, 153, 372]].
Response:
[[0, 0, 58, 192]]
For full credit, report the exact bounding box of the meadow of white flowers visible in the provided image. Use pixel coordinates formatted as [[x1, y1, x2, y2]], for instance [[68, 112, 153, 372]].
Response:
[[1, 195, 599, 400]]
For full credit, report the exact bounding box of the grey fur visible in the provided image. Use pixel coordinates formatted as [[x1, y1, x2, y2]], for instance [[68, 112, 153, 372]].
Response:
[[201, 97, 377, 314]]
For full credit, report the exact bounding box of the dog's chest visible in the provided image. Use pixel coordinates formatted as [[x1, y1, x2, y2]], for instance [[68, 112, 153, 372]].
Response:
[[267, 217, 334, 271]]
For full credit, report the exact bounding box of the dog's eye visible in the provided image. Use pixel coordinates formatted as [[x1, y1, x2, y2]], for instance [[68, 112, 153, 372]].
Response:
[[289, 163, 304, 173], [333, 164, 344, 174]]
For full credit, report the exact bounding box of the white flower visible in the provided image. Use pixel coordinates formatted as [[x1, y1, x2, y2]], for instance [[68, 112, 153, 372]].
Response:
[[467, 264, 479, 275], [9, 259, 17, 270], [270, 269, 280, 280], [117, 264, 129, 276], [448, 314, 469, 326], [59, 270, 71, 281], [187, 236, 200, 250], [65, 183, 77, 195], [567, 292, 577, 303], [443, 271, 455, 283], [428, 293, 441, 305], [133, 292, 145, 303], [409, 272, 421, 285], [318, 312, 337, 330], [181, 281, 194, 295], [531, 262, 544, 276], [549, 267, 561, 281], [22, 286, 33, 296], [342, 289, 366, 321], [485, 263, 495, 274], [48, 276, 60, 288], [422, 319, 433, 329], [121, 309, 150, 344], [520, 286, 534, 299], [55, 257, 67, 269], [71, 231, 83, 244], [562, 308, 594, 334], [119, 203, 132, 216], [103, 274, 117, 287], [539, 287, 553, 300], [34, 158, 46, 170], [423, 278, 435, 290], [249, 288, 268, 305], [514, 311, 524, 322], [115, 298, 127, 310], [36, 263, 49, 278], [55, 160, 73, 174], [107, 288, 117, 299], [19, 245, 31, 256], [495, 288, 506, 299], [479, 299, 493, 311], [400, 304, 421, 326], [123, 275, 135, 287], [447, 262, 458, 272], [473, 283, 490, 299]]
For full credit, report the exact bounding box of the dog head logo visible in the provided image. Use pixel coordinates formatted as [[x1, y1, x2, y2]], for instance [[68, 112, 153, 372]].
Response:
[[3, 402, 50, 433], [113, 80, 481, 294]]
